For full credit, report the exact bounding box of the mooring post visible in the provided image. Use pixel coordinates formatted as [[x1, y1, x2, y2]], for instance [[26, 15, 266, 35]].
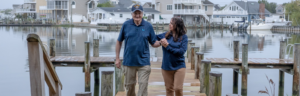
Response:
[[75, 92, 92, 96], [196, 52, 204, 79], [233, 41, 239, 94], [241, 44, 248, 96], [188, 42, 195, 63], [226, 94, 241, 96], [200, 60, 211, 95], [101, 71, 114, 96], [84, 42, 91, 92], [50, 39, 55, 57], [292, 43, 300, 96], [279, 40, 286, 96], [187, 40, 192, 59], [209, 71, 222, 96], [93, 39, 100, 85], [191, 46, 199, 70]]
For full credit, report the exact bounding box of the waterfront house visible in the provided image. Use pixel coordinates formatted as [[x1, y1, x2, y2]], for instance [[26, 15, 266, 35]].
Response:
[[212, 1, 272, 24], [150, 0, 214, 24], [89, 7, 160, 24]]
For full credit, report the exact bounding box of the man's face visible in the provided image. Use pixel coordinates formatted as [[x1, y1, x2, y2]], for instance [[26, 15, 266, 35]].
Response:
[[132, 11, 143, 21]]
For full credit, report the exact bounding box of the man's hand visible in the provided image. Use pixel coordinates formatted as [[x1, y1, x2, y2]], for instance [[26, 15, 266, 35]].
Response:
[[115, 59, 121, 69], [161, 38, 169, 48]]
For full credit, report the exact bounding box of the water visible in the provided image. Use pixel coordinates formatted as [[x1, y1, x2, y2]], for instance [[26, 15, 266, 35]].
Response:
[[0, 26, 299, 96]]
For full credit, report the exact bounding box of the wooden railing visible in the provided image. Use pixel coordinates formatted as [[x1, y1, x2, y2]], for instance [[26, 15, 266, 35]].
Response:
[[27, 34, 62, 96]]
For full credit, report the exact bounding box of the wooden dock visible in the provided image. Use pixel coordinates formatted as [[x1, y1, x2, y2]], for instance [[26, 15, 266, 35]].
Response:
[[26, 33, 300, 96]]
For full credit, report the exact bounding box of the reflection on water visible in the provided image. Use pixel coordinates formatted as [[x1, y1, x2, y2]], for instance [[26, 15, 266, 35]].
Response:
[[0, 26, 300, 96]]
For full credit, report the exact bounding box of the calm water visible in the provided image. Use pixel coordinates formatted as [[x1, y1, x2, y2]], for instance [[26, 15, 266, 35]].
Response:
[[0, 26, 299, 96]]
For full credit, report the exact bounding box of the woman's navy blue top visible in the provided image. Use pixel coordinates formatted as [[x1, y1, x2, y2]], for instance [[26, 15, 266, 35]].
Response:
[[156, 32, 188, 71]]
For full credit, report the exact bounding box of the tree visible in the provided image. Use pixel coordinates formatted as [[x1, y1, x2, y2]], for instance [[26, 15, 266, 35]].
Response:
[[4, 9, 12, 15], [97, 2, 114, 7], [132, 1, 141, 5], [258, 0, 277, 13], [285, 1, 300, 26], [220, 5, 227, 10]]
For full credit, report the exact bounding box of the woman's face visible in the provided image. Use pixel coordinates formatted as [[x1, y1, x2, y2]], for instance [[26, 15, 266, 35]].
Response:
[[169, 19, 175, 32]]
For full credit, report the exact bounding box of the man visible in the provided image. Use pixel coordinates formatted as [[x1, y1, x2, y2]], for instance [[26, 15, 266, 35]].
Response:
[[115, 4, 161, 96]]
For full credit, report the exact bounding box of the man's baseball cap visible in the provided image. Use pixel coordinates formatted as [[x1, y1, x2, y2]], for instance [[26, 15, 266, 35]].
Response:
[[131, 4, 143, 13]]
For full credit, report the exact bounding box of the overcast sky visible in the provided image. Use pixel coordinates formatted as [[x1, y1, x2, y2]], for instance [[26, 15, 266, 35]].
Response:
[[0, 0, 291, 9]]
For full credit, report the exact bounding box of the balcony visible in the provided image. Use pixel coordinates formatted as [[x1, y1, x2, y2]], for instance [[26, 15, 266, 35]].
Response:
[[174, 0, 202, 4], [213, 11, 248, 15], [16, 9, 36, 13], [173, 9, 205, 15], [24, 0, 36, 3]]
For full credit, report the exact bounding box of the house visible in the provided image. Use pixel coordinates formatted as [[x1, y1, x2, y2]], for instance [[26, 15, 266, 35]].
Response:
[[212, 1, 272, 24], [89, 7, 160, 24], [150, 0, 214, 24], [98, 0, 133, 8], [275, 4, 285, 19], [143, 2, 153, 9]]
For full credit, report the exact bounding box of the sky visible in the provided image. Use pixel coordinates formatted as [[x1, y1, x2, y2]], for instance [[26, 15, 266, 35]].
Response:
[[0, 0, 291, 9]]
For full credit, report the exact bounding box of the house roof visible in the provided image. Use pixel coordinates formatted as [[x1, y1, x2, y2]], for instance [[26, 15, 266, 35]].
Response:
[[143, 2, 152, 6], [95, 7, 160, 13], [202, 0, 214, 5], [234, 1, 271, 15]]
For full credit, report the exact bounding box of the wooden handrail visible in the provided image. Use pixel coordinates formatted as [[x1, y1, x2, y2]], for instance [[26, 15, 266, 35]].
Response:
[[27, 34, 62, 96]]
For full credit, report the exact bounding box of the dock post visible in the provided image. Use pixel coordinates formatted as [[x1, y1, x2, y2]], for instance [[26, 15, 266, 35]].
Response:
[[75, 92, 92, 96], [84, 42, 91, 92], [292, 43, 300, 96], [200, 60, 211, 95], [50, 39, 55, 57], [191, 46, 199, 70], [101, 71, 114, 96], [233, 41, 239, 94], [196, 52, 204, 79], [187, 40, 192, 59], [209, 71, 222, 96], [188, 42, 195, 63], [93, 39, 100, 84], [241, 44, 248, 96], [279, 40, 286, 96]]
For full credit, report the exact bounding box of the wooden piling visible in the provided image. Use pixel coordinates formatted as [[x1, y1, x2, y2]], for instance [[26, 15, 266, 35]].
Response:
[[200, 60, 211, 95], [187, 40, 192, 59], [191, 46, 199, 70], [292, 44, 300, 96], [101, 71, 114, 96], [233, 41, 239, 94], [84, 42, 91, 92], [196, 52, 204, 79], [75, 92, 91, 96], [93, 39, 100, 85], [241, 44, 248, 96], [226, 94, 241, 96], [279, 40, 286, 96], [188, 42, 195, 63], [209, 71, 222, 96], [50, 39, 55, 57]]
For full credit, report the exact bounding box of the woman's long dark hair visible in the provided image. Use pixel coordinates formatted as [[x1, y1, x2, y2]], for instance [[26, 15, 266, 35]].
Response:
[[165, 17, 187, 42]]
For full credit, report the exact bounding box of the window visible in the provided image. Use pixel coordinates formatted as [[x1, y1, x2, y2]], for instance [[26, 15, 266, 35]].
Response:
[[178, 5, 181, 9], [110, 13, 115, 16], [120, 14, 123, 18], [230, 7, 231, 10], [175, 5, 177, 9], [167, 5, 172, 10], [205, 6, 207, 11], [111, 1, 116, 4], [152, 14, 154, 19], [189, 6, 193, 9], [89, 2, 93, 8], [278, 10, 282, 12], [199, 6, 201, 9]]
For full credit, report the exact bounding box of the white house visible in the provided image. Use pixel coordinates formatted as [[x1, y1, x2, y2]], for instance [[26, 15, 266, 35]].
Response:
[[89, 7, 160, 24]]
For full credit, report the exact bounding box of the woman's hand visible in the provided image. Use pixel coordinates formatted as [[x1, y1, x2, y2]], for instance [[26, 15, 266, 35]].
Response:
[[160, 38, 169, 48]]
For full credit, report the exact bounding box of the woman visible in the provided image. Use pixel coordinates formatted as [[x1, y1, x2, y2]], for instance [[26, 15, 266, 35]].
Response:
[[156, 17, 188, 96]]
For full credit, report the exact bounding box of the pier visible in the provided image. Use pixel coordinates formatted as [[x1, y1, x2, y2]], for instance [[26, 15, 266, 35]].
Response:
[[26, 33, 300, 96]]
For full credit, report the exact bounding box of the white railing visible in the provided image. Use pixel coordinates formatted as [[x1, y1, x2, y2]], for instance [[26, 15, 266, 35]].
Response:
[[174, 9, 205, 14], [24, 0, 36, 3], [16, 9, 36, 13], [174, 0, 201, 4], [213, 11, 248, 15]]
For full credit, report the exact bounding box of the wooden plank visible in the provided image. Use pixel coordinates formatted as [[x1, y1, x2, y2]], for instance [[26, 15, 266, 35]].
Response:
[[44, 62, 57, 94], [101, 71, 114, 96], [28, 42, 45, 96], [27, 34, 62, 88]]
